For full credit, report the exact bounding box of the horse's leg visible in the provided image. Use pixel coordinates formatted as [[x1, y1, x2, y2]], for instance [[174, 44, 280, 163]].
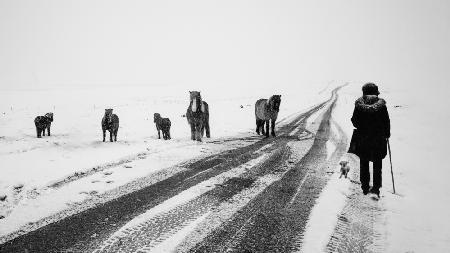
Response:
[[103, 129, 106, 142], [114, 128, 118, 142], [256, 119, 260, 135], [271, 119, 276, 137], [168, 130, 171, 140], [261, 120, 266, 136], [190, 123, 195, 140], [42, 127, 45, 136], [157, 126, 161, 139], [265, 120, 270, 138], [36, 127, 41, 138], [47, 126, 51, 136], [195, 124, 202, 142], [110, 130, 113, 142], [205, 119, 210, 138]]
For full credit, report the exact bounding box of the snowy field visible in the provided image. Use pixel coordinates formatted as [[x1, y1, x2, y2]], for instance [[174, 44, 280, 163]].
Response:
[[1, 82, 449, 252], [0, 83, 333, 239]]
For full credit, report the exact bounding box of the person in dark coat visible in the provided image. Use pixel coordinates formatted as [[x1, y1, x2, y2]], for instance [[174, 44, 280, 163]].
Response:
[[350, 83, 390, 196]]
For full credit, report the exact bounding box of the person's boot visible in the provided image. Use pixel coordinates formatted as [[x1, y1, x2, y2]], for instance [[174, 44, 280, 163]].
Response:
[[362, 187, 370, 195], [369, 188, 380, 199]]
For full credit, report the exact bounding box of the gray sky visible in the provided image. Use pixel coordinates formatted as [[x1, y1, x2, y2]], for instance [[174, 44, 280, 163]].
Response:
[[1, 0, 449, 90]]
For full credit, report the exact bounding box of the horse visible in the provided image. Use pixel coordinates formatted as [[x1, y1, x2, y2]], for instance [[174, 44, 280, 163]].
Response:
[[34, 112, 53, 138], [154, 113, 171, 140], [255, 95, 281, 138], [186, 91, 210, 141], [101, 109, 119, 142]]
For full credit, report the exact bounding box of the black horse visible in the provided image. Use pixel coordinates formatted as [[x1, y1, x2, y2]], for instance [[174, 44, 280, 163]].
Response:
[[102, 109, 119, 142], [186, 91, 210, 141], [154, 113, 171, 140], [255, 95, 281, 137], [34, 112, 53, 138]]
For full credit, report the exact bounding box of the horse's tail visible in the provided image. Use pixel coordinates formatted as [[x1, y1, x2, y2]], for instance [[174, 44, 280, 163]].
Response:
[[34, 116, 42, 125], [112, 114, 119, 129], [201, 101, 208, 114], [255, 99, 267, 120], [162, 118, 171, 129], [186, 108, 192, 124]]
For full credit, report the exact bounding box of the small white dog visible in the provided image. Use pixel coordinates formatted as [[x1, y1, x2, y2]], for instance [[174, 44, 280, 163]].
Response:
[[339, 160, 350, 178]]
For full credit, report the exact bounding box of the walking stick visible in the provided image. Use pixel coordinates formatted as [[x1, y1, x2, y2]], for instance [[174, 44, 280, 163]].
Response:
[[387, 139, 396, 194]]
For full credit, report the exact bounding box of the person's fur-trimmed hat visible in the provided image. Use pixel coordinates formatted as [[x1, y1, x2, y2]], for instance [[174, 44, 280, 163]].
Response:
[[362, 83, 380, 95]]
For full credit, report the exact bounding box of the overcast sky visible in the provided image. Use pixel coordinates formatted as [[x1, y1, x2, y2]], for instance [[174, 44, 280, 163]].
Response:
[[0, 0, 449, 90]]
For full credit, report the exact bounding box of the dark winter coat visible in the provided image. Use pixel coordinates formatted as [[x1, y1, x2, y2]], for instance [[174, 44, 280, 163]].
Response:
[[350, 95, 390, 161]]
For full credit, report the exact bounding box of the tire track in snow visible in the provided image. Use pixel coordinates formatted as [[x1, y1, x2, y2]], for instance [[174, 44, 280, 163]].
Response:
[[93, 154, 271, 252], [187, 87, 346, 253], [95, 143, 300, 253], [325, 155, 385, 253], [294, 118, 349, 253]]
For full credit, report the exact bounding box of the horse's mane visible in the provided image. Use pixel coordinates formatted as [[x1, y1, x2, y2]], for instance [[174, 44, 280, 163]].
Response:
[[45, 112, 54, 122], [189, 91, 205, 113], [103, 109, 114, 123], [267, 95, 281, 111], [190, 91, 202, 101]]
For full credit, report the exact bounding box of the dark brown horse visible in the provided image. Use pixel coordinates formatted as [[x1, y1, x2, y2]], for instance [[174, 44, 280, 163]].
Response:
[[34, 112, 53, 138], [186, 91, 210, 141], [154, 113, 171, 140], [255, 95, 281, 137], [101, 109, 119, 142]]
